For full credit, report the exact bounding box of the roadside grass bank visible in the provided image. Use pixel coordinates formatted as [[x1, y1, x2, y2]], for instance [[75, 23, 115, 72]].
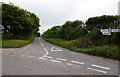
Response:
[[2, 36, 35, 48], [43, 38, 120, 60]]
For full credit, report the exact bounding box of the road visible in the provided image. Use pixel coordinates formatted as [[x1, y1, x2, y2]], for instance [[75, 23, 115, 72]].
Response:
[[2, 37, 119, 76]]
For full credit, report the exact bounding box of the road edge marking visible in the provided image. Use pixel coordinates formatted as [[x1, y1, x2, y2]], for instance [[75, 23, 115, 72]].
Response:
[[56, 58, 67, 61], [71, 60, 85, 65], [87, 67, 107, 74], [51, 60, 61, 63], [91, 64, 110, 70]]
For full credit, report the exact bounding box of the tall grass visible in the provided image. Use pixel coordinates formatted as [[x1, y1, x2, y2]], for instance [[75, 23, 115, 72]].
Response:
[[2, 35, 35, 48]]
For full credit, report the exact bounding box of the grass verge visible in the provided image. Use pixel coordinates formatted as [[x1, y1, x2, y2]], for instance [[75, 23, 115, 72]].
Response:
[[2, 36, 35, 48], [43, 38, 119, 60]]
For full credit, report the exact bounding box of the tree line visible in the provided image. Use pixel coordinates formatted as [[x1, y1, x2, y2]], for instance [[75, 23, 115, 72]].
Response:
[[42, 15, 120, 46], [2, 3, 40, 39]]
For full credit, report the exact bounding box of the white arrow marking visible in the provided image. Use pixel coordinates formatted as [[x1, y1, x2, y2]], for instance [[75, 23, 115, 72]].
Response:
[[51, 47, 62, 52], [43, 56, 53, 59]]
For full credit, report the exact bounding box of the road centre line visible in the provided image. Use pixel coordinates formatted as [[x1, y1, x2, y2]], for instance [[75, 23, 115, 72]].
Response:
[[71, 61, 85, 65], [38, 38, 42, 43], [41, 43, 44, 46], [38, 57, 48, 60], [91, 64, 110, 70], [44, 48, 49, 56], [56, 58, 67, 61], [38, 38, 49, 59], [87, 68, 107, 74], [67, 63, 72, 65], [51, 60, 61, 63], [43, 56, 53, 58]]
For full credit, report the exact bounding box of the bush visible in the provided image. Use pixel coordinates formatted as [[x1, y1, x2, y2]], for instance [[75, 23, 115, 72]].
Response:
[[70, 37, 103, 48]]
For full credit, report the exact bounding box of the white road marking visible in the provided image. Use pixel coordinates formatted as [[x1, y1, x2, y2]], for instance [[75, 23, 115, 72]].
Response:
[[44, 48, 49, 56], [56, 58, 67, 61], [38, 38, 49, 59], [87, 68, 107, 74], [51, 47, 62, 52], [91, 64, 110, 70], [41, 43, 43, 46], [38, 57, 48, 60], [28, 56, 36, 58], [67, 63, 72, 65], [71, 61, 85, 65], [44, 56, 53, 59], [38, 38, 42, 43], [51, 60, 61, 63]]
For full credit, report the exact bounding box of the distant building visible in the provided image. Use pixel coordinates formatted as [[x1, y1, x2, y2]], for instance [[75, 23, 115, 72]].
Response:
[[118, 1, 120, 15]]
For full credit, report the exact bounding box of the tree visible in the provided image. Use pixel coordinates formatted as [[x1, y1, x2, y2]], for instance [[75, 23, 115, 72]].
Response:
[[42, 26, 62, 38], [42, 20, 87, 40], [2, 3, 40, 39]]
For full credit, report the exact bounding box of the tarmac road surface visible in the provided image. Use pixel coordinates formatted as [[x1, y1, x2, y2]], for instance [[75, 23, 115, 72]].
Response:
[[2, 37, 119, 76]]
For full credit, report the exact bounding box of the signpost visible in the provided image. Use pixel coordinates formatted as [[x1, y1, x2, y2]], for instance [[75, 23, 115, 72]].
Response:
[[100, 28, 120, 45], [100, 28, 120, 35]]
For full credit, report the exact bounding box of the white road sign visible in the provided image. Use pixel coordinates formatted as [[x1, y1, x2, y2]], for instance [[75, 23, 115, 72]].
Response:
[[100, 28, 120, 35], [111, 29, 120, 32], [102, 32, 111, 35]]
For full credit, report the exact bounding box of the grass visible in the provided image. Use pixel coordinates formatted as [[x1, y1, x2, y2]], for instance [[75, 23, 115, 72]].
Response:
[[43, 37, 120, 60], [2, 36, 35, 48]]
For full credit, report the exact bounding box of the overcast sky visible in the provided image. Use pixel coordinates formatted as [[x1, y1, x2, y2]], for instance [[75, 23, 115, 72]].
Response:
[[1, 0, 120, 33]]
